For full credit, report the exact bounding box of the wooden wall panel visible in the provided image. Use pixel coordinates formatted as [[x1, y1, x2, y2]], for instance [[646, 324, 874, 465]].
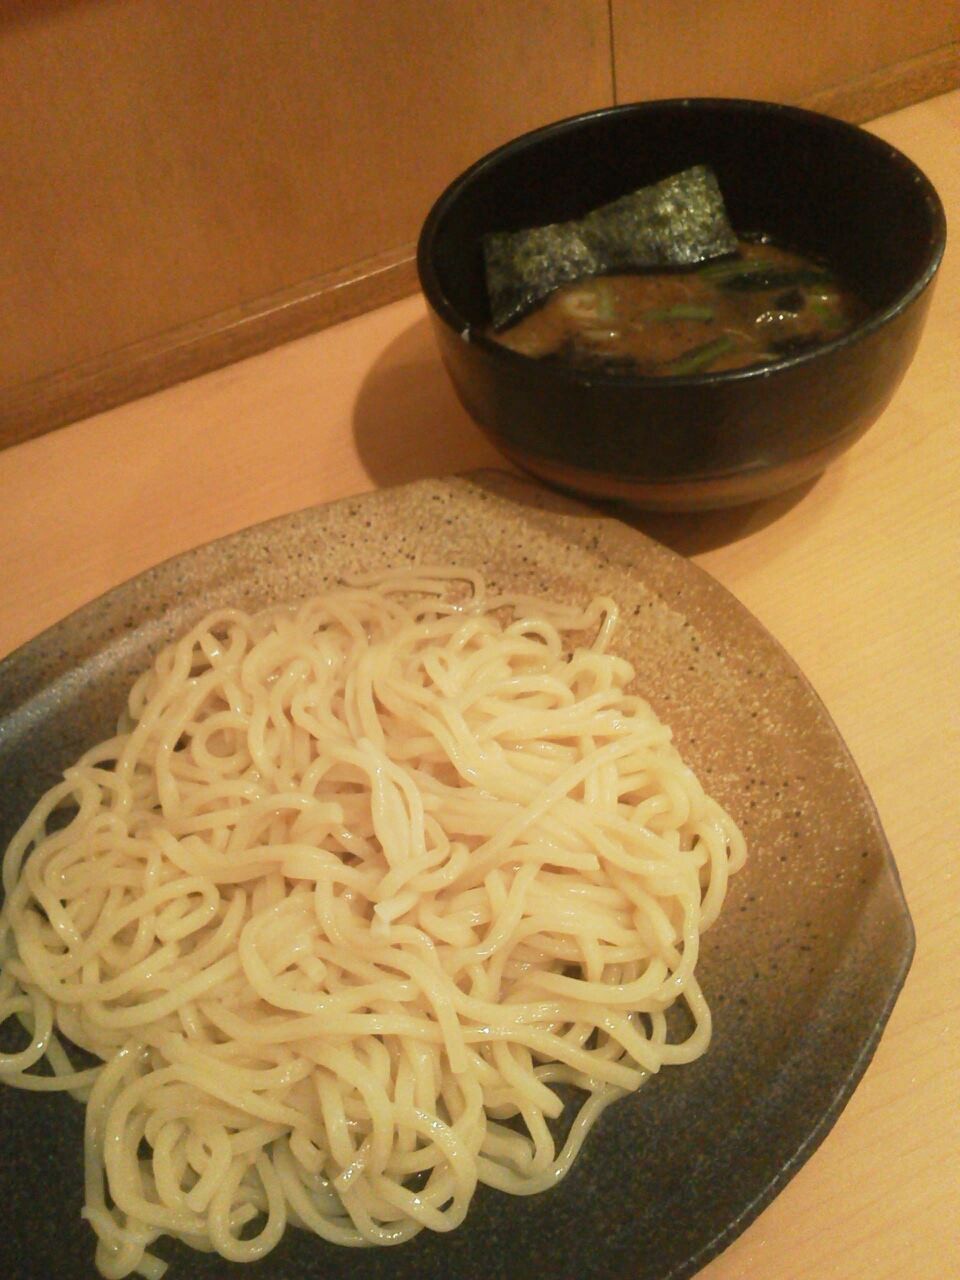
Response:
[[0, 0, 955, 448], [611, 0, 958, 106], [0, 0, 611, 393]]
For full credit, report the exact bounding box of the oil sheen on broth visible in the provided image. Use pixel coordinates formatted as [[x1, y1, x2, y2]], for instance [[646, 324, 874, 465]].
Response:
[[488, 240, 866, 376]]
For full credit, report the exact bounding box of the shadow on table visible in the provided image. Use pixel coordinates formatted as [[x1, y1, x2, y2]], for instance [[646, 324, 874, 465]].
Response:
[[616, 476, 820, 556], [353, 315, 823, 557], [352, 317, 502, 487]]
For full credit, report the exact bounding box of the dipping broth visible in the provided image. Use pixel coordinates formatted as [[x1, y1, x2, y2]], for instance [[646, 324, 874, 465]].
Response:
[[488, 240, 867, 376]]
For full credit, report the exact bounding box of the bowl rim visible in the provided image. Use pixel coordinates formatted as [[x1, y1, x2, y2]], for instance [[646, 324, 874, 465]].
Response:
[[416, 96, 947, 389]]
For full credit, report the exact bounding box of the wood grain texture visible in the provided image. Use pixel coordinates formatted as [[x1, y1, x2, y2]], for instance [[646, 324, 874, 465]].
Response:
[[1, 246, 419, 448], [0, 1, 610, 409], [0, 91, 957, 1280], [612, 0, 958, 104], [2, 0, 958, 453], [1, 1, 957, 449], [6, 22, 955, 453], [802, 42, 960, 122]]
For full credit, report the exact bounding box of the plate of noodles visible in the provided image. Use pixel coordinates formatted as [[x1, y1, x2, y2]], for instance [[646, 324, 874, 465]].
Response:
[[0, 471, 913, 1280]]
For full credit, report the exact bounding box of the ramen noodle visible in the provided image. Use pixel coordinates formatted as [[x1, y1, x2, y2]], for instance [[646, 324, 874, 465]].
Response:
[[0, 567, 745, 1277]]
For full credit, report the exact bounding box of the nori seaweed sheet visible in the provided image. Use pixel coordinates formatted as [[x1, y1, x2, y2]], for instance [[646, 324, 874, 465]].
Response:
[[483, 165, 738, 330]]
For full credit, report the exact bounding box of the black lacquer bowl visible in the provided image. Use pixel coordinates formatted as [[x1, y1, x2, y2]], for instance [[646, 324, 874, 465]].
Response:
[[417, 99, 945, 509], [0, 473, 914, 1280]]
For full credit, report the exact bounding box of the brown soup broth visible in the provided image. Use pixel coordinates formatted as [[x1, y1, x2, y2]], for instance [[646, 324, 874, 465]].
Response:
[[487, 240, 868, 376]]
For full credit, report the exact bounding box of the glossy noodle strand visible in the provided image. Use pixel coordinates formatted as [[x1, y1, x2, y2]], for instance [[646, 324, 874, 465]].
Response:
[[0, 568, 744, 1277]]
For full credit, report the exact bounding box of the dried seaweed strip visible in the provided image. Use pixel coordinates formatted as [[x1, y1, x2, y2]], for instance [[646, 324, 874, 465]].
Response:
[[484, 166, 737, 330]]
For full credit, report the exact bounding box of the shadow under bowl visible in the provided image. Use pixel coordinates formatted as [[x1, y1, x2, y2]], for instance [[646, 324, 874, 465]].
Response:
[[417, 98, 946, 510]]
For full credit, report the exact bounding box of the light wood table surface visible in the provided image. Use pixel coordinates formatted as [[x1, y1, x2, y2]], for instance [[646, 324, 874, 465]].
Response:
[[1, 92, 957, 1279]]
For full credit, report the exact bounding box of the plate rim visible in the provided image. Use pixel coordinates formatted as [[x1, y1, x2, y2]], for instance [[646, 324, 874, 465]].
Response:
[[0, 469, 915, 1280]]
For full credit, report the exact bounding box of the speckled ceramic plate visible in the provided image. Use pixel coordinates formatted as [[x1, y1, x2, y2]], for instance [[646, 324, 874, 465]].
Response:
[[0, 471, 913, 1280]]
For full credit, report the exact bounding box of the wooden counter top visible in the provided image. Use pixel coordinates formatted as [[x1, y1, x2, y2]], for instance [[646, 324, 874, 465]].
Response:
[[1, 92, 957, 1280]]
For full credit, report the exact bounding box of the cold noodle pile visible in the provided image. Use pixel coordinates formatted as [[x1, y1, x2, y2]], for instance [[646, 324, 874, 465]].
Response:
[[0, 567, 745, 1277]]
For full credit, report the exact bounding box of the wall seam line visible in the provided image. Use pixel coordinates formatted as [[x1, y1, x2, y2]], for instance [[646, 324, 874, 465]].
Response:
[[607, 0, 619, 103]]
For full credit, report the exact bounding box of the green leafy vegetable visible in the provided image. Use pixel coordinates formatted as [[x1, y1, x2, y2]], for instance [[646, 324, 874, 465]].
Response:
[[643, 303, 715, 322], [665, 335, 739, 375], [718, 267, 834, 293]]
